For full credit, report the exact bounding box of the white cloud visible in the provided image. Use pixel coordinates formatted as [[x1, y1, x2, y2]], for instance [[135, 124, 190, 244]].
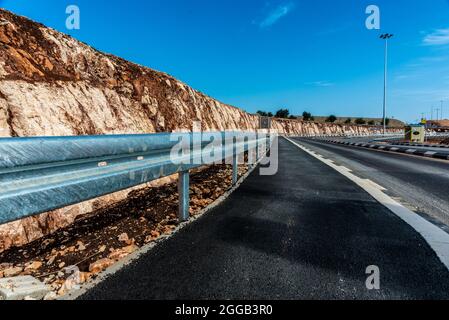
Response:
[[306, 81, 334, 87], [259, 3, 295, 28], [423, 28, 449, 46]]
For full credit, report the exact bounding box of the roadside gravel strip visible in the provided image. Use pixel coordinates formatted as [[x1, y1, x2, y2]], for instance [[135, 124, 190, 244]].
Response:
[[284, 137, 449, 271], [321, 139, 449, 160]]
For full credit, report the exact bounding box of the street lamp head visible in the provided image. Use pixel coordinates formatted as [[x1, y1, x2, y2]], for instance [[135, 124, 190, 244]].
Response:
[[380, 33, 394, 39]]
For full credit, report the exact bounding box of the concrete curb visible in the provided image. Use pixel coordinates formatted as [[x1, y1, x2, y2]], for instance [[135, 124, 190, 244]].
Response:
[[391, 142, 449, 149], [321, 139, 449, 161]]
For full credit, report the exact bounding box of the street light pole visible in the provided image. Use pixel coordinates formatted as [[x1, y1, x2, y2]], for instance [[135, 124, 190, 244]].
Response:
[[441, 100, 444, 120], [380, 34, 393, 135]]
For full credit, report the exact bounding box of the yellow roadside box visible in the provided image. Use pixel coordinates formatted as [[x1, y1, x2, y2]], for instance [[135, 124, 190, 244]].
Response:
[[405, 125, 425, 143]]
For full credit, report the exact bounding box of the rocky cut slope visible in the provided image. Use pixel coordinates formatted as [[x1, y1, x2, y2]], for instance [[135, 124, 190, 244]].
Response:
[[0, 8, 385, 251]]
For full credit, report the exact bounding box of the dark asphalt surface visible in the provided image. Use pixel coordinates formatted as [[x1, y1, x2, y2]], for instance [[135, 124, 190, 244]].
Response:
[[295, 138, 449, 232], [80, 138, 449, 300]]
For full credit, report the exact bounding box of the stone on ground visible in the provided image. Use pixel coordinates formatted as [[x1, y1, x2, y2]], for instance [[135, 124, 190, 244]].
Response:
[[0, 276, 50, 300]]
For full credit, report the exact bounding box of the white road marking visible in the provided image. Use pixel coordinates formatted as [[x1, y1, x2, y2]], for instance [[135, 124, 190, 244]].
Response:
[[284, 137, 449, 271]]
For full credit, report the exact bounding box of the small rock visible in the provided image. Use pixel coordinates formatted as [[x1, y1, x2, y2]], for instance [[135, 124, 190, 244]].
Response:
[[79, 272, 92, 284], [76, 241, 86, 251], [0, 276, 50, 300], [162, 225, 176, 235], [58, 277, 80, 296], [118, 233, 129, 243], [41, 238, 55, 247], [58, 262, 66, 268], [3, 266, 23, 278], [89, 258, 114, 274], [108, 245, 138, 261], [44, 291, 58, 300], [0, 263, 13, 271], [47, 255, 57, 265], [98, 245, 107, 253], [144, 236, 154, 243], [25, 261, 43, 271], [150, 230, 160, 238]]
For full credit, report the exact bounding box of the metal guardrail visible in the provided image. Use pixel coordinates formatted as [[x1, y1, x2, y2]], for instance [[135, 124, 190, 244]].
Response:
[[0, 132, 272, 225]]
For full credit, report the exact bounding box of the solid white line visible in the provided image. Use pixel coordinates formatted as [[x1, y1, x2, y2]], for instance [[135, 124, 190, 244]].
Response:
[[284, 137, 449, 271]]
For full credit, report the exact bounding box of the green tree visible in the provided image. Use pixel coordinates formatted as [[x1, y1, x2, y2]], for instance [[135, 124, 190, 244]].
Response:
[[368, 120, 375, 125], [267, 112, 273, 117], [289, 115, 297, 120], [275, 109, 290, 119], [326, 115, 337, 123], [302, 111, 313, 121], [355, 118, 366, 125], [345, 118, 352, 124], [256, 110, 268, 116], [385, 118, 390, 126]]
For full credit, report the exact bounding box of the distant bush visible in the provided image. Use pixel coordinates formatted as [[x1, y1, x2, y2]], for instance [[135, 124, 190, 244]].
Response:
[[368, 120, 375, 125], [345, 118, 352, 124], [275, 109, 290, 119], [256, 111, 274, 118], [326, 115, 337, 123], [302, 111, 313, 121], [355, 118, 366, 125]]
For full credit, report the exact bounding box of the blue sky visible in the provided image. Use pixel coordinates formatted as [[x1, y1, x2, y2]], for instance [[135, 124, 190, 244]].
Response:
[[1, 0, 449, 122]]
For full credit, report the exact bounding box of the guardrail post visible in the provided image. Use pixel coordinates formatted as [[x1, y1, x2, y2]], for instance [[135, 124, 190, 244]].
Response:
[[178, 170, 190, 222], [266, 134, 271, 155], [232, 135, 238, 185], [255, 132, 259, 162]]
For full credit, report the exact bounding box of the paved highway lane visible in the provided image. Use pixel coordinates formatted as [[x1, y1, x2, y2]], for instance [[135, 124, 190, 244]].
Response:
[[294, 138, 449, 231], [80, 138, 449, 300]]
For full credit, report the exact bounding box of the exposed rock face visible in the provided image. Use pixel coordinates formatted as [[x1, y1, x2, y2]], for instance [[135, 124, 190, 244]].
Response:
[[0, 9, 389, 252]]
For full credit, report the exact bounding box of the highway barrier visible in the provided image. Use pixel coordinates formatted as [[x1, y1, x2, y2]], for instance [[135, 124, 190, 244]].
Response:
[[0, 132, 272, 225]]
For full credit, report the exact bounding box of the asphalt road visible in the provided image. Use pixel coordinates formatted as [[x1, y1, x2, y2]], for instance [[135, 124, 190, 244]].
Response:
[[80, 137, 449, 300], [295, 138, 449, 231]]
